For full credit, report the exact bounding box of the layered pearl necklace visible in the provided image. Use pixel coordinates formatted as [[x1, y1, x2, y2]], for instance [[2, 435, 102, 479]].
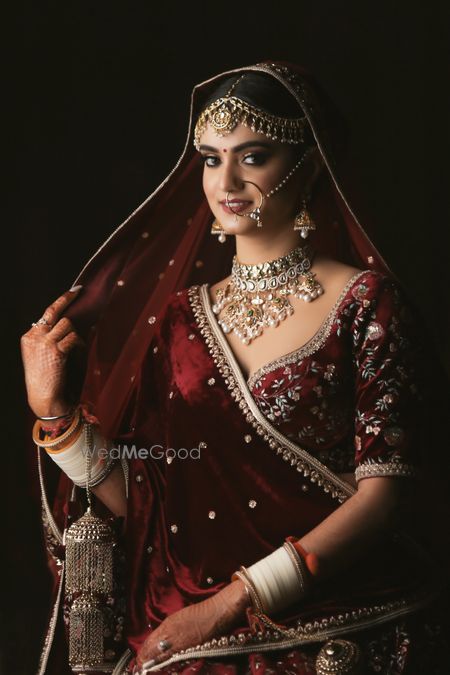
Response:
[[212, 244, 324, 345]]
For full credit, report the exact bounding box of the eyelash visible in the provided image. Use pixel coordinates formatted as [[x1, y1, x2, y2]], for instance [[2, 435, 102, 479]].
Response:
[[200, 153, 268, 168]]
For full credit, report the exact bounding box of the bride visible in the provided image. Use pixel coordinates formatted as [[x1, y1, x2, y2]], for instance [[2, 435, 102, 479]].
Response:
[[21, 61, 448, 674]]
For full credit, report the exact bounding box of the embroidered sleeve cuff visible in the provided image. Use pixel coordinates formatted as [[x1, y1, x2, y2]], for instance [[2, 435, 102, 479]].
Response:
[[355, 459, 417, 482]]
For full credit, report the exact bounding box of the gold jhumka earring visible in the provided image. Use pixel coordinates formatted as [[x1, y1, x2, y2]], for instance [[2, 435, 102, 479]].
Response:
[[294, 197, 316, 239], [211, 218, 227, 243]]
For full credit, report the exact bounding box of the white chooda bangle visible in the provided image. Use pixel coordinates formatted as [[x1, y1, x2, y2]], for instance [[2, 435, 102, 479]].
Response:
[[45, 423, 116, 488], [233, 542, 310, 615]]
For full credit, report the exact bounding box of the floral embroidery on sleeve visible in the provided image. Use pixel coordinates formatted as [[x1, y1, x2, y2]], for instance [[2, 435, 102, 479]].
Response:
[[351, 276, 424, 481]]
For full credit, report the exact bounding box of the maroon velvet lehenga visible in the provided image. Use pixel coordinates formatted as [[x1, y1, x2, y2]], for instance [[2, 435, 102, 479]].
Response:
[[35, 62, 449, 675]]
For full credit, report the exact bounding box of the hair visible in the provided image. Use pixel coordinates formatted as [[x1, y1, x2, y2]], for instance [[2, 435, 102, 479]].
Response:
[[196, 71, 316, 153]]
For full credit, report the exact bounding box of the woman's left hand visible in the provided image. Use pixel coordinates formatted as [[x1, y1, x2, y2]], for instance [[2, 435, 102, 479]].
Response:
[[134, 579, 250, 673]]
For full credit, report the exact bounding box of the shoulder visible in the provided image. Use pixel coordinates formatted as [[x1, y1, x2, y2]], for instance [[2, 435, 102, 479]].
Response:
[[312, 255, 401, 308], [310, 252, 404, 304], [314, 258, 418, 346], [313, 254, 363, 281], [347, 269, 410, 311]]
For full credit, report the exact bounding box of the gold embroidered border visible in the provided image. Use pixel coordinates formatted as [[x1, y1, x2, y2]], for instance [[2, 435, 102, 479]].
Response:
[[188, 285, 355, 504], [355, 460, 417, 482], [36, 562, 65, 675], [247, 270, 369, 390], [142, 586, 437, 672], [36, 447, 67, 674]]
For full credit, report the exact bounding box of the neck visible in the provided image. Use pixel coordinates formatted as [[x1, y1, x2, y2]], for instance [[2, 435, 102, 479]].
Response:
[[234, 229, 303, 265]]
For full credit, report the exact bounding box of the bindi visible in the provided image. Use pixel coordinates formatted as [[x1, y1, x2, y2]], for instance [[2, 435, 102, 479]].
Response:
[[223, 148, 227, 152]]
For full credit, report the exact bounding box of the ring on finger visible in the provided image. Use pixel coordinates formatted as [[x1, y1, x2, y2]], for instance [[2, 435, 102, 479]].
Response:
[[31, 317, 51, 329], [38, 317, 51, 326], [158, 638, 171, 652]]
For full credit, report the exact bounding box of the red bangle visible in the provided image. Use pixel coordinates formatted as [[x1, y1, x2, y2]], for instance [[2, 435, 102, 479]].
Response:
[[79, 402, 100, 426], [285, 535, 320, 577], [40, 403, 100, 441], [41, 416, 75, 438]]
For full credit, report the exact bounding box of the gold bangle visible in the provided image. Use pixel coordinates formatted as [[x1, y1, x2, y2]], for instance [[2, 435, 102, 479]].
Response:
[[233, 570, 262, 612], [232, 572, 253, 608], [32, 407, 82, 449], [282, 541, 310, 596], [233, 567, 266, 613]]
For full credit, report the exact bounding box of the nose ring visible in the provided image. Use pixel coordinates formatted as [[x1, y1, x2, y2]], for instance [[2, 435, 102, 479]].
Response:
[[225, 181, 265, 227]]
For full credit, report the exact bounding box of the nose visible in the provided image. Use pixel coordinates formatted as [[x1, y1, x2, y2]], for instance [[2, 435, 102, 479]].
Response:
[[218, 158, 245, 194]]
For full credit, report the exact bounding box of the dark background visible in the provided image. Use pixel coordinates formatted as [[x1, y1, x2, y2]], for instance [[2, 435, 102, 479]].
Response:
[[5, 2, 450, 673]]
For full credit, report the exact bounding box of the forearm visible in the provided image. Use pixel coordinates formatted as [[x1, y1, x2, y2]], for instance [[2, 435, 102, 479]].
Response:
[[297, 476, 410, 580], [91, 461, 128, 519]]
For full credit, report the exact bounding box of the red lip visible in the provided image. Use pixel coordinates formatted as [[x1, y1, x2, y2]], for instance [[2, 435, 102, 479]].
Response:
[[219, 200, 252, 214]]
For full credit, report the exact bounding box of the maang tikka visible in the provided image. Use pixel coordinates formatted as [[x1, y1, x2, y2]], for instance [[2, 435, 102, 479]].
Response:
[[194, 74, 307, 150]]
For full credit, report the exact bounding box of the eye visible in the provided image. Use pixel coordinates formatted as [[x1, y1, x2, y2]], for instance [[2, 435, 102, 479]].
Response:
[[242, 152, 268, 166], [200, 152, 270, 168], [200, 155, 220, 167]]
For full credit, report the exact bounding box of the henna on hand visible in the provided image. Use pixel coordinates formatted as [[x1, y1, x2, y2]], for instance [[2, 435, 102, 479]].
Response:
[[21, 287, 84, 418], [135, 579, 250, 672]]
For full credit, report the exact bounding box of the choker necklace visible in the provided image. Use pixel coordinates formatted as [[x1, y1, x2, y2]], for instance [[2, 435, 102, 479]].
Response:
[[212, 244, 324, 344]]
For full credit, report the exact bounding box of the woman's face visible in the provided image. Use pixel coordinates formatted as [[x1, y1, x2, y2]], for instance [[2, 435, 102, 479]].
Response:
[[198, 122, 314, 238]]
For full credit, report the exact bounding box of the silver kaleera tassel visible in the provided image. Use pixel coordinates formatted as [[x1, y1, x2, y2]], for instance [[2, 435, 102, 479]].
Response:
[[64, 423, 115, 669], [69, 593, 105, 666]]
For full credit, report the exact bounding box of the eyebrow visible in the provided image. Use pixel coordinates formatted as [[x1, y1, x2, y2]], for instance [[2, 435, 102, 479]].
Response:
[[198, 141, 273, 153]]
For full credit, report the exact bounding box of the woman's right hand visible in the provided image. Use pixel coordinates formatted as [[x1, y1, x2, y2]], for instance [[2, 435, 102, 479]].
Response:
[[20, 286, 84, 418]]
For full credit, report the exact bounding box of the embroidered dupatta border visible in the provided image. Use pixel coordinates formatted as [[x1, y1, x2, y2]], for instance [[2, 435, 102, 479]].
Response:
[[141, 588, 436, 672], [36, 446, 66, 675], [188, 284, 356, 504]]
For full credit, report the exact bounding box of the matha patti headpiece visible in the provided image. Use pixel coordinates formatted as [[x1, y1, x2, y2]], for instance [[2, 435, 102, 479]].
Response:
[[194, 74, 308, 150]]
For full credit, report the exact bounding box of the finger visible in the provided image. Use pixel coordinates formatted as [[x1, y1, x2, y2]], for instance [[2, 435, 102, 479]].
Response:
[[30, 318, 52, 332], [137, 643, 166, 670], [141, 643, 173, 670], [46, 317, 75, 342], [41, 285, 83, 326], [57, 331, 84, 355]]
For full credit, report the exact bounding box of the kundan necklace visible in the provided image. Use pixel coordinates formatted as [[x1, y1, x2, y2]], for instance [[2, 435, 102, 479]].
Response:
[[212, 244, 324, 344]]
